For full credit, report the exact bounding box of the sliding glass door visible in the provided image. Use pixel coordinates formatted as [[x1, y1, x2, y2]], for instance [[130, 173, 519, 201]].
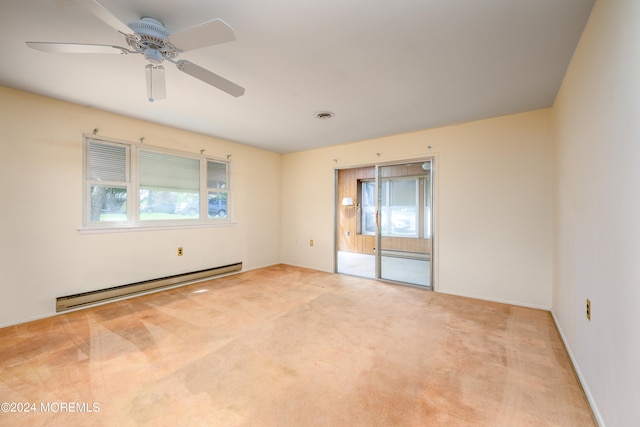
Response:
[[336, 159, 433, 288], [376, 161, 432, 287]]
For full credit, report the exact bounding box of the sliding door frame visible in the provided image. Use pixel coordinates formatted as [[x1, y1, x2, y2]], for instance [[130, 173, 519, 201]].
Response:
[[334, 155, 437, 290]]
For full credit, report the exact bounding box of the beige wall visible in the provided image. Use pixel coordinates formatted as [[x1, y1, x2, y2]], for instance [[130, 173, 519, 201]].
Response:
[[3, 2, 635, 422], [0, 87, 281, 327], [0, 89, 554, 323], [281, 109, 553, 309], [553, 0, 640, 425]]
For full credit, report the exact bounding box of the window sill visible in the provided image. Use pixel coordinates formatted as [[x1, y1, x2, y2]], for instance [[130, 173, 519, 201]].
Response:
[[78, 221, 237, 234]]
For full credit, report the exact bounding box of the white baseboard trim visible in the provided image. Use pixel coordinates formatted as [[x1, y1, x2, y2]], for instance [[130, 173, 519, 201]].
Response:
[[279, 262, 333, 274], [1, 311, 57, 329], [435, 289, 551, 311], [550, 310, 605, 427]]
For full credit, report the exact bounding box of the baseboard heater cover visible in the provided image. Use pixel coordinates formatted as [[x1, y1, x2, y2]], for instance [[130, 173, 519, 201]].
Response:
[[56, 262, 242, 312]]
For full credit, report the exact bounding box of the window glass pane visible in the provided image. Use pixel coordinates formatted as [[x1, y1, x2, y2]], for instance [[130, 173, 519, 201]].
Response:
[[207, 161, 227, 189], [175, 195, 200, 218], [388, 180, 417, 237], [424, 175, 432, 238], [90, 185, 127, 222], [139, 189, 198, 220], [138, 150, 200, 221], [361, 181, 376, 235], [380, 206, 391, 235], [140, 150, 199, 191], [390, 180, 416, 205], [389, 206, 417, 236], [89, 142, 126, 182], [379, 182, 390, 234], [380, 181, 388, 206], [207, 192, 228, 218]]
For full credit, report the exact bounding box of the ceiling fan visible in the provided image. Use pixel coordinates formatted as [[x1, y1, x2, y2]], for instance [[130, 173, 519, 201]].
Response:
[[26, 0, 244, 101]]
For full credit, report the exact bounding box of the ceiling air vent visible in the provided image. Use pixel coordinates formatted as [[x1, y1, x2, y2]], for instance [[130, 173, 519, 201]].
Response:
[[315, 111, 335, 120]]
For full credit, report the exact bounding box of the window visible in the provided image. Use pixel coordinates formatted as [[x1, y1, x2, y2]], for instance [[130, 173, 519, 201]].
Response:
[[84, 136, 231, 228], [361, 178, 421, 238], [206, 160, 228, 218], [384, 179, 418, 237], [361, 181, 376, 235], [86, 140, 129, 223]]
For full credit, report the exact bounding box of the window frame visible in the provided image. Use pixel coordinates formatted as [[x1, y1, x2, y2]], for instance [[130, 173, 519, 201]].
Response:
[[82, 134, 232, 231]]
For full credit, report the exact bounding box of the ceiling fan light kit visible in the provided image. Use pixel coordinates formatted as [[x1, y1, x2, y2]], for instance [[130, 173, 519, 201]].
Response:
[[25, 0, 244, 101], [145, 64, 166, 102]]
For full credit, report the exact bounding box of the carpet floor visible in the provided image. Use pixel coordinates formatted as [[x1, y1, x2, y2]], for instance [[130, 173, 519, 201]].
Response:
[[0, 264, 595, 426]]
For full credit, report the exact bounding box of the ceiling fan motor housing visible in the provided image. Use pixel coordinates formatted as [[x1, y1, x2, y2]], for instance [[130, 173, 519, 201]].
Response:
[[128, 17, 170, 39], [127, 17, 178, 63]]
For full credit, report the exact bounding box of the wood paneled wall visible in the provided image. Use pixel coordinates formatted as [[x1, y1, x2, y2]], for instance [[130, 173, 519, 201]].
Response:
[[380, 163, 428, 178], [381, 236, 431, 253], [337, 167, 375, 254], [337, 165, 431, 255]]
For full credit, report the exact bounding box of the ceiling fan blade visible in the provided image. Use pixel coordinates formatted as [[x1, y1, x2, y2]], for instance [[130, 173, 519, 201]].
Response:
[[73, 0, 133, 35], [145, 65, 166, 102], [176, 60, 244, 97], [26, 42, 129, 54], [168, 19, 235, 52]]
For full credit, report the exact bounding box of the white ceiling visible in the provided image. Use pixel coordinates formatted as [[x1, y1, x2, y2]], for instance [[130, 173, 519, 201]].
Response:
[[0, 0, 594, 154]]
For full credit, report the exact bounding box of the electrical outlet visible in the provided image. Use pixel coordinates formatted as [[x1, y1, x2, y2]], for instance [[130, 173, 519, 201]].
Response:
[[586, 299, 591, 320], [178, 247, 183, 256], [309, 240, 314, 247]]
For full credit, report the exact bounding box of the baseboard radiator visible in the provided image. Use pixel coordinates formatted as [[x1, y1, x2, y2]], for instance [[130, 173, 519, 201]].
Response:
[[56, 262, 242, 312]]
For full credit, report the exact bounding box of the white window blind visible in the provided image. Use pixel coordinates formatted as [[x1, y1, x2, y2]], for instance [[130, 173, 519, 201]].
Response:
[[89, 142, 126, 182], [139, 150, 199, 191]]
